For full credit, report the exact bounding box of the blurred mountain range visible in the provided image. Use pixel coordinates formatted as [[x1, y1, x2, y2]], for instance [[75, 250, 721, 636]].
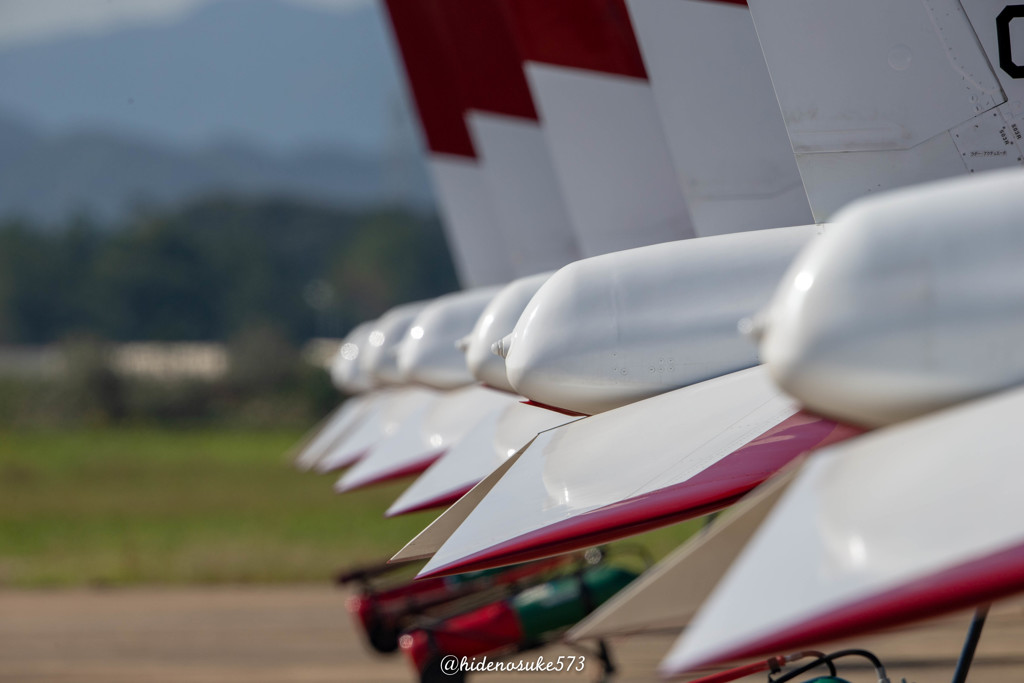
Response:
[[0, 109, 434, 226], [0, 0, 434, 226]]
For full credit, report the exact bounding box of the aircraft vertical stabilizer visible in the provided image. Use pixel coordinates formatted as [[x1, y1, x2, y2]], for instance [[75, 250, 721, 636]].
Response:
[[626, 0, 813, 235], [501, 0, 697, 256], [434, 0, 581, 276], [748, 0, 1024, 221], [383, 0, 515, 287]]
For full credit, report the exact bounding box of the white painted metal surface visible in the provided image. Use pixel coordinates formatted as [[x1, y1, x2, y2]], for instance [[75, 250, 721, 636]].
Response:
[[331, 395, 439, 491], [504, 226, 818, 415], [467, 113, 580, 275], [314, 386, 439, 474], [428, 156, 516, 287], [661, 383, 1024, 676], [626, 0, 812, 235], [292, 393, 379, 472], [419, 367, 800, 576], [360, 300, 430, 385], [961, 0, 1024, 143], [567, 469, 796, 642], [396, 286, 501, 390], [747, 0, 1021, 220], [384, 406, 503, 515], [391, 446, 529, 564], [464, 271, 551, 393], [761, 169, 1024, 428], [526, 63, 695, 256], [386, 399, 577, 517], [328, 321, 377, 394], [335, 385, 514, 492]]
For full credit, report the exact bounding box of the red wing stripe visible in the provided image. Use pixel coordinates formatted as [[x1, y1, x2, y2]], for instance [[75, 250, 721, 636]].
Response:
[[335, 449, 446, 492], [317, 447, 370, 473], [420, 414, 860, 578], [684, 542, 1024, 671], [385, 483, 476, 517]]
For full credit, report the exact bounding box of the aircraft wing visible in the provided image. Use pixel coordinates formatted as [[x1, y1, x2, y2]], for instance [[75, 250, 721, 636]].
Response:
[[386, 400, 578, 516], [335, 385, 515, 492], [315, 386, 438, 474], [292, 392, 378, 472], [661, 382, 1024, 677], [389, 443, 530, 564], [566, 464, 798, 641], [417, 366, 859, 578]]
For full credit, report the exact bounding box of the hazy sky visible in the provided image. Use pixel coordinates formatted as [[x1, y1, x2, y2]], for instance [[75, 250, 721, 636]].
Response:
[[0, 0, 411, 153], [0, 0, 374, 47]]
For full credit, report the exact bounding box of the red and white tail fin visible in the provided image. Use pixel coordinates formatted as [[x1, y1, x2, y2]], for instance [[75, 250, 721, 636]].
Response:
[[626, 0, 813, 235], [748, 0, 1024, 221], [433, 0, 581, 275], [383, 0, 515, 287], [501, 0, 697, 256]]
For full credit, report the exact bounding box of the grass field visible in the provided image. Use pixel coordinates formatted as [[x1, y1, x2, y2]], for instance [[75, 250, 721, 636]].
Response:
[[0, 427, 699, 587]]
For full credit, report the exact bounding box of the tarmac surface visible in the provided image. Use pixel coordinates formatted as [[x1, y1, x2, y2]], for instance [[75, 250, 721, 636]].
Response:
[[2, 586, 1024, 682]]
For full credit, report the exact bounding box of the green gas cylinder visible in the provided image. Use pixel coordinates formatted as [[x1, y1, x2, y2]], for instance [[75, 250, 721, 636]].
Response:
[[511, 565, 636, 640]]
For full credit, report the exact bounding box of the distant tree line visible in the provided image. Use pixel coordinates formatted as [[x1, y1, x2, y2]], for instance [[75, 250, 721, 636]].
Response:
[[0, 196, 459, 344], [0, 197, 458, 427]]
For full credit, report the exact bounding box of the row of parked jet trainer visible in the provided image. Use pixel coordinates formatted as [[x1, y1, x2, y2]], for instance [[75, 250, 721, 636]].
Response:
[[296, 0, 1024, 678]]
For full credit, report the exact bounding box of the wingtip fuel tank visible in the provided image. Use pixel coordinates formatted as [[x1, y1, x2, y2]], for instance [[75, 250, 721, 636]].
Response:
[[504, 227, 818, 415], [760, 169, 1024, 428], [397, 287, 501, 390]]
